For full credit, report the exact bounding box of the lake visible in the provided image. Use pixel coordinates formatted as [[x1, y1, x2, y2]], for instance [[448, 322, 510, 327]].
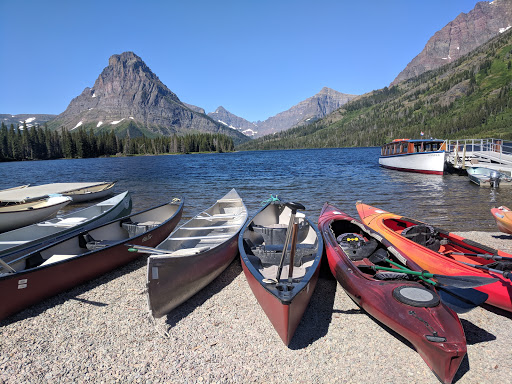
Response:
[[1, 147, 511, 232]]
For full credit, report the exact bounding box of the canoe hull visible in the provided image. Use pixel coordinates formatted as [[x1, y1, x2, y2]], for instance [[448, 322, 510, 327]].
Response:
[[239, 201, 323, 345], [491, 206, 512, 235], [0, 196, 72, 232], [0, 200, 183, 321], [0, 192, 132, 269], [241, 254, 320, 345], [357, 202, 512, 312], [319, 204, 466, 384]]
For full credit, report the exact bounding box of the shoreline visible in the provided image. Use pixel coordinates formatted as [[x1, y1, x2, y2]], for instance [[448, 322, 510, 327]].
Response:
[[1, 231, 511, 383]]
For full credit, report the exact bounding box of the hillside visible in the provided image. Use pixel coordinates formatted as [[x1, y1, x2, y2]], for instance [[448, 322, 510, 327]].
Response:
[[239, 29, 512, 151]]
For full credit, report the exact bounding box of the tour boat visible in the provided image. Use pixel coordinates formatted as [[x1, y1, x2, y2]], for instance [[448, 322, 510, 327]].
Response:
[[379, 139, 446, 175]]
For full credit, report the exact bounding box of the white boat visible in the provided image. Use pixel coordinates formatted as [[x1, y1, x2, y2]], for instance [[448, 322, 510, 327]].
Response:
[[379, 139, 446, 175], [0, 191, 132, 271], [0, 195, 72, 232], [466, 166, 512, 187], [0, 182, 116, 204], [142, 189, 247, 318]]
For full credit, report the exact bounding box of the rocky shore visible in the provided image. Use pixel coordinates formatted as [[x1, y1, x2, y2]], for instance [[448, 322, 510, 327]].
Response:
[[1, 232, 511, 383]]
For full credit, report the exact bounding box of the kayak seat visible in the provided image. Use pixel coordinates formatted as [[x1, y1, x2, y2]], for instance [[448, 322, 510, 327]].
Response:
[[401, 225, 441, 252], [374, 271, 410, 280]]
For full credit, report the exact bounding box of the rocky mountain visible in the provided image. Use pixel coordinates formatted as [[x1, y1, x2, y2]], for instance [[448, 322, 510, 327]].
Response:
[[47, 52, 248, 144], [239, 28, 512, 150], [208, 87, 357, 138], [207, 107, 258, 136], [1, 114, 56, 129], [392, 0, 512, 85]]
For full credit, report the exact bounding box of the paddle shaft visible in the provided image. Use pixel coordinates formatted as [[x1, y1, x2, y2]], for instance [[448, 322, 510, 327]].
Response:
[[275, 210, 297, 281], [287, 221, 299, 283], [450, 252, 512, 262], [458, 261, 511, 280], [379, 254, 437, 286]]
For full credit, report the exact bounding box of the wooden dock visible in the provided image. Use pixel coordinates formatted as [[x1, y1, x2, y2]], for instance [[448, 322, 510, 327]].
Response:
[[446, 138, 512, 175]]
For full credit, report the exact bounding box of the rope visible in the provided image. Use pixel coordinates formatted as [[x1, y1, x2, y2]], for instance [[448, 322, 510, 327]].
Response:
[[260, 194, 281, 206]]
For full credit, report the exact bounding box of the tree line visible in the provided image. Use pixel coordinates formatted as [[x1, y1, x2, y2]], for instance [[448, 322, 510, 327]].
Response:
[[0, 122, 235, 161]]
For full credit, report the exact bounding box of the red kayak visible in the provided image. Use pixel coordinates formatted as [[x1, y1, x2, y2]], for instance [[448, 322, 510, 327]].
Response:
[[357, 202, 512, 312], [318, 203, 466, 384], [238, 200, 323, 345]]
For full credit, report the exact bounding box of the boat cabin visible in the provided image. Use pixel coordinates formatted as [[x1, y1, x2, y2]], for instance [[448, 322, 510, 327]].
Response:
[[381, 139, 446, 156]]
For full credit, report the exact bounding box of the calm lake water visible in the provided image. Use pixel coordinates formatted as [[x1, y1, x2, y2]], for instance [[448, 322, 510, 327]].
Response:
[[1, 147, 511, 232]]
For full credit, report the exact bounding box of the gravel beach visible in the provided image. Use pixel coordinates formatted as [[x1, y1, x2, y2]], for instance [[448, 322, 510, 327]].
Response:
[[1, 231, 511, 384]]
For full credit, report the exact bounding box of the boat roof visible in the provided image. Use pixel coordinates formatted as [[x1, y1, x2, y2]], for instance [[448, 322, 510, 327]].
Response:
[[0, 182, 110, 203], [385, 138, 445, 144]]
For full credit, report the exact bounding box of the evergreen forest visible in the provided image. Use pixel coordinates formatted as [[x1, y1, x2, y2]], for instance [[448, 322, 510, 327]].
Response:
[[0, 122, 235, 162]]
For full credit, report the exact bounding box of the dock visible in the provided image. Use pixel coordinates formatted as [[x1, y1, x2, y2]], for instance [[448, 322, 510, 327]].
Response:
[[446, 138, 512, 175]]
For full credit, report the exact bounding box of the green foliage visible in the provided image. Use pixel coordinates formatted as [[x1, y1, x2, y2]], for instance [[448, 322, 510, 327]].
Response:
[[0, 123, 234, 161], [239, 29, 512, 151]]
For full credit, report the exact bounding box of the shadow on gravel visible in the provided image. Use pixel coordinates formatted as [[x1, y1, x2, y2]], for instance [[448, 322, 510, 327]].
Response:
[[164, 257, 242, 328], [288, 276, 338, 350], [460, 318, 496, 345], [482, 303, 512, 319], [0, 255, 148, 327], [492, 234, 512, 240]]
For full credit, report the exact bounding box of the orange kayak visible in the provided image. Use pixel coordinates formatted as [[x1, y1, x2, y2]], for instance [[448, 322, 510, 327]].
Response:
[[491, 206, 512, 235], [357, 202, 512, 313]]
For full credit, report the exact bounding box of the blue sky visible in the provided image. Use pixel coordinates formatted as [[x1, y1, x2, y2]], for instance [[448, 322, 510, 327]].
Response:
[[1, 0, 480, 122]]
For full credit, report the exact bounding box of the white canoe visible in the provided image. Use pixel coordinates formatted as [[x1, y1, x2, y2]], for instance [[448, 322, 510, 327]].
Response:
[[0, 191, 132, 271], [0, 195, 72, 232], [145, 189, 247, 318]]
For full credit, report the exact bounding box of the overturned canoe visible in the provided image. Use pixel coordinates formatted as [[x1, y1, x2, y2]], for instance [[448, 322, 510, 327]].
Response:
[[0, 191, 132, 269], [491, 206, 512, 235], [0, 198, 183, 321], [145, 189, 247, 318], [357, 202, 512, 313], [239, 199, 322, 345], [318, 203, 466, 384]]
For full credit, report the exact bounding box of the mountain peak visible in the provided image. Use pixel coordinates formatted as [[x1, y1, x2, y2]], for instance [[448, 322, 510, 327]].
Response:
[[108, 51, 142, 66]]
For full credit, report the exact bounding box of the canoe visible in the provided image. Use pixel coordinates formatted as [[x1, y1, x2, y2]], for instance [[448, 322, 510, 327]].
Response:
[[62, 181, 116, 202], [0, 198, 183, 321], [318, 203, 466, 384], [0, 191, 132, 270], [0, 185, 29, 192], [491, 206, 512, 235], [357, 202, 512, 312], [145, 189, 247, 318], [238, 199, 322, 345], [0, 182, 117, 204], [0, 195, 73, 232]]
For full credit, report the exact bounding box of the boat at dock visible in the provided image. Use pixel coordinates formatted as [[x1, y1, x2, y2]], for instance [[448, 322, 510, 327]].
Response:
[[0, 198, 183, 320], [466, 166, 512, 187], [379, 138, 446, 175]]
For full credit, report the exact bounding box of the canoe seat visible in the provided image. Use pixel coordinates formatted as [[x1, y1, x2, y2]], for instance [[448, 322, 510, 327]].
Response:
[[260, 264, 307, 280], [122, 221, 160, 237], [41, 254, 77, 266], [85, 239, 119, 250]]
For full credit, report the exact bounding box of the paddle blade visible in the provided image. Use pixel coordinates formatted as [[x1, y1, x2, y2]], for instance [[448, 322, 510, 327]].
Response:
[[438, 286, 490, 314], [434, 274, 499, 289]]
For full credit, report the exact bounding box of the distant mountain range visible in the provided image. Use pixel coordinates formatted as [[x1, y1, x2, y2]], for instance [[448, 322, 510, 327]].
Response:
[[4, 0, 511, 145], [240, 27, 512, 150], [392, 0, 512, 85], [1, 114, 56, 129], [207, 87, 357, 138]]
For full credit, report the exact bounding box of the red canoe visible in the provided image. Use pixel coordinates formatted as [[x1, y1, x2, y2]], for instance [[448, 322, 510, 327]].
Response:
[[357, 202, 512, 313], [0, 198, 184, 321], [318, 203, 466, 384], [238, 200, 323, 345]]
